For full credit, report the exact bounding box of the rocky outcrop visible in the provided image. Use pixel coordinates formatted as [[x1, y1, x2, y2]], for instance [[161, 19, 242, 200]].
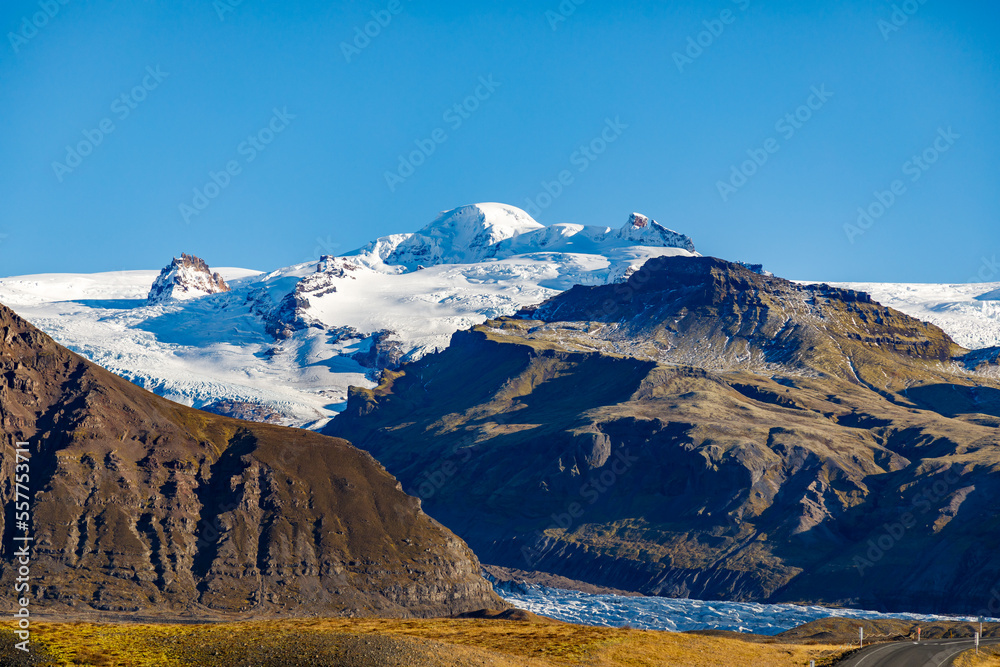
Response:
[[616, 213, 696, 252], [0, 302, 502, 619], [249, 256, 355, 339], [147, 253, 230, 303], [201, 400, 286, 424], [328, 256, 1000, 615], [351, 330, 405, 374]]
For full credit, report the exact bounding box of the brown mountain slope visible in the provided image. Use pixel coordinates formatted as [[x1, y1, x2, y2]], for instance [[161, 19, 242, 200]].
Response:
[[0, 302, 501, 619], [328, 256, 1000, 615]]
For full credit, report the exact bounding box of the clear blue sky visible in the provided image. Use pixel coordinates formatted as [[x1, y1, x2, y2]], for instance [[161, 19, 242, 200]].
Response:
[[1, 0, 997, 282]]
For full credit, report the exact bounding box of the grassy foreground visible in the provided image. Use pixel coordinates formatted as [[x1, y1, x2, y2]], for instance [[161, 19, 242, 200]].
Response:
[[954, 646, 1000, 666], [1, 616, 850, 667]]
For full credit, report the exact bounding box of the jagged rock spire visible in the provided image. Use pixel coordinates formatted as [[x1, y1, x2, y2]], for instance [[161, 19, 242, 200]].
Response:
[[147, 253, 231, 303]]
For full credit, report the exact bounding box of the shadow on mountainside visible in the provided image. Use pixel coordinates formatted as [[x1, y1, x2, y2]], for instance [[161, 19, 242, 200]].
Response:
[[905, 384, 1000, 420]]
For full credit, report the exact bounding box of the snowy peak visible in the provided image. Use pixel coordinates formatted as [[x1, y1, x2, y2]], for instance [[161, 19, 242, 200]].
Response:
[[352, 204, 698, 271], [617, 212, 696, 252], [420, 203, 543, 244], [147, 253, 231, 303], [356, 203, 544, 270], [489, 212, 698, 260]]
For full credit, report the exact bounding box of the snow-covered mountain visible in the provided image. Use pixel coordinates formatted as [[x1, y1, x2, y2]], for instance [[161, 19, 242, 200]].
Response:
[[353, 203, 545, 268], [0, 203, 996, 429], [349, 205, 696, 272], [245, 205, 699, 346], [0, 204, 699, 428], [147, 253, 231, 303]]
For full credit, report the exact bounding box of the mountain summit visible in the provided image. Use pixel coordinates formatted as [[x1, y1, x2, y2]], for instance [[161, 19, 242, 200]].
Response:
[[349, 203, 698, 271], [147, 253, 231, 303], [355, 203, 544, 269], [616, 212, 697, 252]]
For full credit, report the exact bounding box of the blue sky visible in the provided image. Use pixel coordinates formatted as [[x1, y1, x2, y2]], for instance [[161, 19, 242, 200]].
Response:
[[1, 0, 997, 282]]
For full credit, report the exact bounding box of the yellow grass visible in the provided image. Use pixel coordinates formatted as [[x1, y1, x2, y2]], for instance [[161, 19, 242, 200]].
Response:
[[5, 617, 849, 667], [954, 646, 1000, 667]]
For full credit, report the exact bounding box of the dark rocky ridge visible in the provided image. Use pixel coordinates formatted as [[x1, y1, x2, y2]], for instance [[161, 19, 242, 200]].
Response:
[[0, 302, 501, 619], [328, 256, 1000, 615]]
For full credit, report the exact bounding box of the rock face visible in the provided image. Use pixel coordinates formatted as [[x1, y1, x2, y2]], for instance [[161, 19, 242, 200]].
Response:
[[0, 302, 501, 619], [328, 256, 1000, 615], [147, 253, 231, 303], [200, 400, 286, 424], [351, 330, 405, 374], [249, 255, 356, 339]]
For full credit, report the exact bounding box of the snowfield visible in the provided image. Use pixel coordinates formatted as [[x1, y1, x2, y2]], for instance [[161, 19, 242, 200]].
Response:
[[0, 203, 996, 429], [0, 268, 348, 427]]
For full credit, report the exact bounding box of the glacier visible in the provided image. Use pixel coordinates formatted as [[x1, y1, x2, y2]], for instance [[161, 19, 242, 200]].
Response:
[[493, 581, 1000, 635]]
